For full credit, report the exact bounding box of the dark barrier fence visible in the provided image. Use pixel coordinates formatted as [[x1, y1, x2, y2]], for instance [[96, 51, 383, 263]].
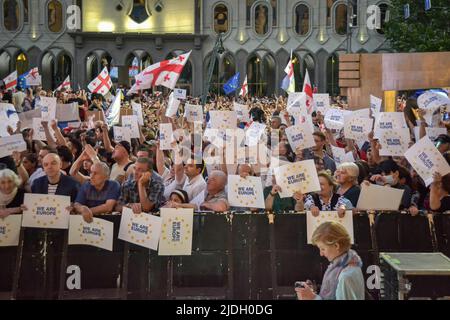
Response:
[[1, 211, 450, 300]]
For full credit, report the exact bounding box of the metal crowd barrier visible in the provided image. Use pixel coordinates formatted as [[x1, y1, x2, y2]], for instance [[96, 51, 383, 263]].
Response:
[[1, 211, 449, 300]]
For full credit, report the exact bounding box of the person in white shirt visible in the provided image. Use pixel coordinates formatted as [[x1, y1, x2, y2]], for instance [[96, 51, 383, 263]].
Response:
[[174, 157, 206, 203]]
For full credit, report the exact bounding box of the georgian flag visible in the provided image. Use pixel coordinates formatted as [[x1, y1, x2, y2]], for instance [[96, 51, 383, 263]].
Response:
[[134, 51, 192, 90], [55, 76, 71, 91], [24, 67, 42, 86], [88, 67, 112, 96], [302, 68, 314, 114], [239, 75, 248, 97], [2, 71, 17, 90]]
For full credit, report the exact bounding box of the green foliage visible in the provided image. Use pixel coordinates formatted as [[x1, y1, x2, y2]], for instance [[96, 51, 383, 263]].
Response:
[[384, 0, 450, 52]]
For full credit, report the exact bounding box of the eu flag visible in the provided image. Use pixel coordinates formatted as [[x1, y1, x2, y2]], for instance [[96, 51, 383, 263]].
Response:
[[223, 72, 240, 95], [17, 71, 30, 90]]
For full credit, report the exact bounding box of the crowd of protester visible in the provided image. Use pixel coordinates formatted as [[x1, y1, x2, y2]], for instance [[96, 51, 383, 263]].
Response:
[[0, 84, 449, 223]]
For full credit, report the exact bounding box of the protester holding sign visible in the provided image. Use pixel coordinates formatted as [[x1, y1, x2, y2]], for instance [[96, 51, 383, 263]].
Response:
[[0, 169, 24, 217], [300, 171, 352, 217]]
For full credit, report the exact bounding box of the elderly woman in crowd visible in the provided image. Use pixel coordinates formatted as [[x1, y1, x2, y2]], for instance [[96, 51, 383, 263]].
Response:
[[295, 171, 352, 217], [0, 169, 25, 218], [295, 221, 365, 300], [335, 162, 361, 207]]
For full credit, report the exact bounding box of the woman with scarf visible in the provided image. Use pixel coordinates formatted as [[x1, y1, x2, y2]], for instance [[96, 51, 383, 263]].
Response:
[[0, 169, 25, 218], [295, 221, 365, 300]]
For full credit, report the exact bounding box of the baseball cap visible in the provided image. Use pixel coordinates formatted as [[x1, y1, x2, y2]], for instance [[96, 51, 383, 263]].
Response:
[[117, 141, 131, 155]]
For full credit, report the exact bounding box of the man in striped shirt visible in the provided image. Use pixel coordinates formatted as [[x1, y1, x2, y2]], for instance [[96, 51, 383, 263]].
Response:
[[30, 153, 80, 202]]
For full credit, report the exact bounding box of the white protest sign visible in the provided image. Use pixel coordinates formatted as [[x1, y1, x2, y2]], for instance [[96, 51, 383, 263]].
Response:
[[285, 124, 315, 152], [184, 104, 203, 123], [0, 134, 27, 158], [227, 175, 265, 209], [234, 102, 251, 123], [159, 123, 174, 150], [273, 160, 321, 198], [119, 207, 162, 250], [413, 127, 447, 144], [32, 118, 56, 141], [173, 88, 187, 100], [166, 93, 181, 118], [56, 103, 80, 122], [22, 194, 71, 229], [370, 95, 382, 117], [131, 101, 144, 126], [121, 115, 140, 138], [357, 183, 404, 211], [288, 105, 315, 132], [69, 215, 114, 251], [0, 215, 22, 247], [40, 97, 57, 121], [374, 112, 407, 138], [344, 113, 373, 141], [158, 208, 194, 256], [209, 111, 237, 130], [313, 94, 330, 115], [306, 211, 354, 244], [352, 108, 371, 119], [405, 136, 450, 186], [287, 92, 306, 112], [18, 108, 41, 129], [324, 108, 346, 130], [245, 122, 266, 147], [0, 103, 19, 136], [378, 128, 411, 157], [113, 126, 131, 143], [331, 146, 355, 166], [418, 91, 450, 126]]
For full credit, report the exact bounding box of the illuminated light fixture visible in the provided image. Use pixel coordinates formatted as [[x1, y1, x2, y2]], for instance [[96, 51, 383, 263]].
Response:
[[239, 31, 245, 43], [97, 21, 115, 32]]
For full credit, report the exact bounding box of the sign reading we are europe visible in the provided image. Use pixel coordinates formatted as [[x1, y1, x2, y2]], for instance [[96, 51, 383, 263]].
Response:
[[69, 215, 114, 251], [273, 160, 321, 198], [405, 136, 450, 186], [118, 207, 162, 250], [22, 194, 71, 229]]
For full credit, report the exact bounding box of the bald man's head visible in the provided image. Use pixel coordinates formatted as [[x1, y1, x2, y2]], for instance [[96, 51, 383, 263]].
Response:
[[42, 153, 62, 179]]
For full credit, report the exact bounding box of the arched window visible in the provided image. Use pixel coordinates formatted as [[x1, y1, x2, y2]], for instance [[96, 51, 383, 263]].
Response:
[[326, 0, 337, 26], [24, 0, 29, 23], [247, 53, 275, 96], [213, 4, 229, 34], [42, 52, 55, 89], [254, 4, 269, 35], [376, 4, 389, 35], [270, 0, 277, 26], [86, 54, 99, 81], [57, 53, 72, 83], [16, 52, 28, 75], [327, 54, 339, 96], [0, 51, 11, 79], [294, 4, 310, 36], [48, 0, 63, 32], [300, 54, 315, 87], [4, 0, 20, 31], [335, 4, 348, 36]]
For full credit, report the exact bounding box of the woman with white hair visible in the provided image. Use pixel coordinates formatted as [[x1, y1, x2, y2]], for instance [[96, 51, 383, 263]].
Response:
[[0, 169, 25, 218], [335, 162, 361, 207]]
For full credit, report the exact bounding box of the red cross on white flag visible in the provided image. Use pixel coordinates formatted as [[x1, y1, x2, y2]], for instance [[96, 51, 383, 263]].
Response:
[[239, 75, 248, 97], [88, 67, 112, 96], [134, 51, 192, 90], [55, 76, 72, 92]]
